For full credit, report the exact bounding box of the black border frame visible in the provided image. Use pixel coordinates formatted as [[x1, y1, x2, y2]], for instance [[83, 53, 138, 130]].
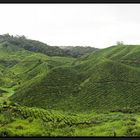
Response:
[[0, 2, 140, 140]]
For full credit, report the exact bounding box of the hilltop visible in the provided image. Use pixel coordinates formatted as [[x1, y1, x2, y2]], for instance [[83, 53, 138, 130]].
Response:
[[0, 34, 98, 58], [10, 44, 140, 112]]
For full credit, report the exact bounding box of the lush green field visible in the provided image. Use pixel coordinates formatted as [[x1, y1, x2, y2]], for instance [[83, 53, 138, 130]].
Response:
[[11, 45, 140, 113], [1, 101, 140, 136], [0, 35, 140, 136]]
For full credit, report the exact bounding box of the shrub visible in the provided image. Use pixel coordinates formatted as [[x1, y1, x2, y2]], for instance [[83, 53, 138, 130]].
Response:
[[0, 128, 13, 137], [130, 118, 137, 122], [126, 120, 136, 126], [61, 127, 75, 136], [27, 117, 34, 123], [15, 125, 24, 130], [125, 126, 138, 136]]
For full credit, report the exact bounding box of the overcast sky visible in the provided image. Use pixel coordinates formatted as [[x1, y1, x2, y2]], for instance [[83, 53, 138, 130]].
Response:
[[0, 4, 140, 48]]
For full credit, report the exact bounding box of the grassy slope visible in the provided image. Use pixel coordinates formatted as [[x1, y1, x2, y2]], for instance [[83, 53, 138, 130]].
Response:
[[11, 45, 140, 112], [0, 42, 140, 136], [0, 40, 75, 108], [1, 103, 140, 136]]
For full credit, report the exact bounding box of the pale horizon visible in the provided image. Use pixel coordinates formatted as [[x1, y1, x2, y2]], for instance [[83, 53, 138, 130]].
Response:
[[0, 4, 140, 48]]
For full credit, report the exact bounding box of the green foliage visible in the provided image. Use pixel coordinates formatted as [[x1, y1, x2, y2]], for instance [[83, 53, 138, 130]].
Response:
[[1, 104, 139, 136], [0, 34, 140, 136], [10, 44, 140, 112], [59, 46, 98, 58], [0, 34, 97, 58]]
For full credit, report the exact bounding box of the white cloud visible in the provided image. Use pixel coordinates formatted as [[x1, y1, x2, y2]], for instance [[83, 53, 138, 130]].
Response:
[[0, 4, 140, 48]]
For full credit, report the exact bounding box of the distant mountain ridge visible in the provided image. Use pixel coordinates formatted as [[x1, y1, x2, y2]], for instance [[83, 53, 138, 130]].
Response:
[[0, 34, 98, 58], [57, 46, 99, 57]]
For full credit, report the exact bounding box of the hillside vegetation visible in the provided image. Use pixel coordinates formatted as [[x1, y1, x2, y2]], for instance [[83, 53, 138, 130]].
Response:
[[0, 34, 98, 58], [1, 103, 140, 136], [11, 45, 140, 112], [0, 34, 140, 136]]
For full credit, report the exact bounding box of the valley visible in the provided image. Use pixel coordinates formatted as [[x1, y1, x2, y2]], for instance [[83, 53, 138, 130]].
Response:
[[0, 34, 140, 136]]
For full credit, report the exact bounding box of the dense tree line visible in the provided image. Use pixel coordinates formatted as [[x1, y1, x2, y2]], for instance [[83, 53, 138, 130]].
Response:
[[0, 34, 98, 58]]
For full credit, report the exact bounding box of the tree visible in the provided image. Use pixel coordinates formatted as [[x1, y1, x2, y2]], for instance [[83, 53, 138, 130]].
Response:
[[116, 41, 124, 45]]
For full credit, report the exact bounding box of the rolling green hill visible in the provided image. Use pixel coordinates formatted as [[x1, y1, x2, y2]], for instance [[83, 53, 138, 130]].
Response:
[[0, 35, 140, 136], [0, 34, 98, 58], [10, 44, 140, 113]]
